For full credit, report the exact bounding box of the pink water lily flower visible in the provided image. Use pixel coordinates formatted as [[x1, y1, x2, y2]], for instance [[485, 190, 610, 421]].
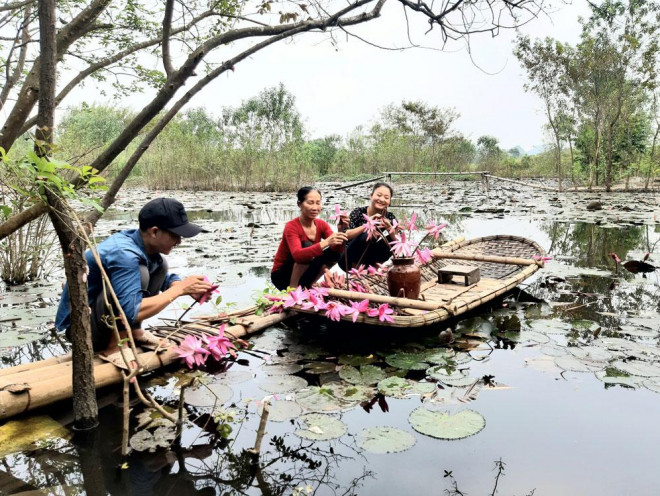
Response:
[[172, 335, 210, 369], [362, 214, 381, 241], [283, 286, 308, 308], [311, 286, 329, 297], [426, 221, 448, 240], [202, 325, 235, 360], [403, 212, 418, 232], [348, 299, 370, 323], [414, 247, 433, 265], [330, 204, 348, 222], [349, 265, 368, 278], [349, 280, 368, 293], [367, 303, 395, 323], [532, 255, 553, 262], [325, 301, 351, 321], [367, 264, 387, 276], [301, 291, 328, 312], [197, 276, 221, 304], [389, 232, 414, 258]]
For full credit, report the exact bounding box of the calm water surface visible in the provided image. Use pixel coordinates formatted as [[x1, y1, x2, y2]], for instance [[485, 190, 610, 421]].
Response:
[[1, 185, 659, 495]]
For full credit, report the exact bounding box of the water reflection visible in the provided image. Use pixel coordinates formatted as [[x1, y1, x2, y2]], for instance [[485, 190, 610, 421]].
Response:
[[2, 187, 660, 495]]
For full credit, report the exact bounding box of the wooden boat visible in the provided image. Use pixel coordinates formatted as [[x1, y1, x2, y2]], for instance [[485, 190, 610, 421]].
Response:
[[0, 235, 544, 421], [293, 235, 546, 326]]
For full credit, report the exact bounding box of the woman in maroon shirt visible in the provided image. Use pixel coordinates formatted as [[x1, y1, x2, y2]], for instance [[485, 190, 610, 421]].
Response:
[[271, 187, 348, 290]]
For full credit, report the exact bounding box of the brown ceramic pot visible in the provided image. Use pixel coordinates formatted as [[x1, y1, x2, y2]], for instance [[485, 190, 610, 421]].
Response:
[[387, 257, 421, 299]]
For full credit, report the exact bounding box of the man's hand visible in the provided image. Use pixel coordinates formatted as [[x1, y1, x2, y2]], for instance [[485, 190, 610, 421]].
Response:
[[171, 276, 213, 299]]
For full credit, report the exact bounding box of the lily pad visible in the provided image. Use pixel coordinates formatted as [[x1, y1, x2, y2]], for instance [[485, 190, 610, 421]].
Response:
[[568, 346, 613, 362], [611, 360, 660, 377], [529, 319, 573, 335], [356, 427, 416, 454], [377, 376, 436, 398], [184, 383, 233, 407], [0, 330, 45, 348], [338, 354, 377, 366], [259, 400, 302, 422], [304, 361, 338, 375], [339, 365, 386, 386], [426, 366, 475, 387], [539, 345, 567, 358], [0, 416, 70, 458], [522, 330, 550, 344], [295, 384, 364, 412], [129, 426, 176, 452], [213, 370, 253, 384], [594, 370, 642, 388], [571, 320, 601, 333], [263, 363, 304, 375], [408, 407, 486, 440], [616, 326, 658, 338], [385, 352, 429, 371], [295, 413, 347, 441], [642, 378, 660, 393], [554, 356, 603, 373], [257, 375, 308, 394]]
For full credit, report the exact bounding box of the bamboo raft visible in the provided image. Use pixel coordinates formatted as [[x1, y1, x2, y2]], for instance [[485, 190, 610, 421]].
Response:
[[0, 312, 288, 421], [293, 234, 546, 326], [0, 235, 544, 421]]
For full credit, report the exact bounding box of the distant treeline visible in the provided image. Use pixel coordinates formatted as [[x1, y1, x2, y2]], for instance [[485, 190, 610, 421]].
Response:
[[43, 82, 655, 191]]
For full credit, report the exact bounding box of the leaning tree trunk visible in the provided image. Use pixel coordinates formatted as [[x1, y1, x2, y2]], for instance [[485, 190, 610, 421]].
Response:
[[37, 0, 98, 429]]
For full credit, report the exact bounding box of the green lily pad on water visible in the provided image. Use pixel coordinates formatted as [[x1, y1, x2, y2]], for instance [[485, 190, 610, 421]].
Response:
[[295, 413, 347, 441], [424, 349, 456, 365], [408, 407, 486, 440], [385, 352, 429, 371], [0, 416, 70, 458], [611, 360, 660, 377], [642, 378, 660, 393], [594, 370, 642, 388], [338, 354, 377, 366], [257, 375, 308, 394], [0, 330, 45, 348], [529, 319, 573, 335], [184, 383, 233, 407], [129, 426, 176, 452], [213, 370, 253, 384], [259, 400, 302, 422], [339, 365, 386, 386], [522, 330, 550, 344], [568, 346, 613, 362], [554, 356, 603, 373], [571, 320, 601, 333], [426, 366, 475, 387], [356, 427, 416, 454], [304, 361, 337, 375], [616, 326, 658, 338], [539, 345, 567, 358], [377, 376, 436, 399], [263, 363, 304, 375], [296, 384, 367, 412]]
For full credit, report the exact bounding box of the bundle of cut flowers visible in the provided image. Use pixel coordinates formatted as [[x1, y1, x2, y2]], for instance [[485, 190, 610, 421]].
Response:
[[172, 323, 243, 369], [266, 286, 395, 323]]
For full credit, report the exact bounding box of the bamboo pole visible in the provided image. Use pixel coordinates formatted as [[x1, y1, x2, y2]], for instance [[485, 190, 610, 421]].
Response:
[[333, 176, 386, 191], [431, 250, 542, 267], [484, 174, 557, 192], [322, 288, 444, 311], [0, 311, 290, 421]]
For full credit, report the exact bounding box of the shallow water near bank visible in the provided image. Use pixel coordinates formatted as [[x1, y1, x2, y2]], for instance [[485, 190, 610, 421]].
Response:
[[1, 182, 659, 495]]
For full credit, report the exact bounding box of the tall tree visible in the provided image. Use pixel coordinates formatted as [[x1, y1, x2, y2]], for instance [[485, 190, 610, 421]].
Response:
[[514, 36, 573, 190], [0, 0, 549, 239]]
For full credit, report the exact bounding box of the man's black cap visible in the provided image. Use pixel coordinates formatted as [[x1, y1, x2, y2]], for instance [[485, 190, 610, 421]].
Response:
[[138, 198, 202, 238]]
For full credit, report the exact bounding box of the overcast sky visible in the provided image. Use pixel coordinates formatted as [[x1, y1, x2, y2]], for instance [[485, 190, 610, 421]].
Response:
[[83, 0, 593, 153]]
